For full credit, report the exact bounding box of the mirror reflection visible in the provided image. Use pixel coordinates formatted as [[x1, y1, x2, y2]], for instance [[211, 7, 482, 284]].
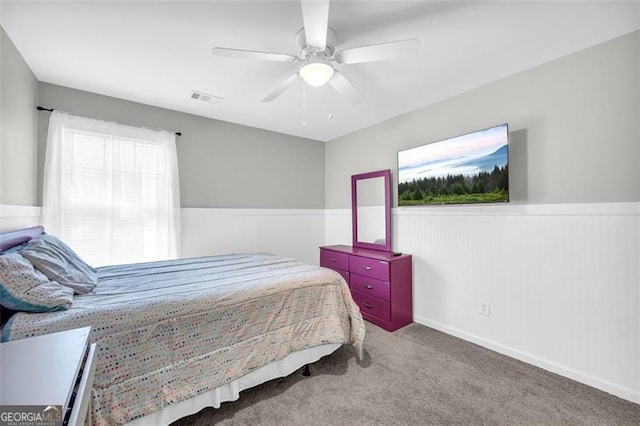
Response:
[[356, 176, 386, 245]]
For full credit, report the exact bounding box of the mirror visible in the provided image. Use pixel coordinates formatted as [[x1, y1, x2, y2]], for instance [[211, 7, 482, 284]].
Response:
[[351, 169, 391, 252]]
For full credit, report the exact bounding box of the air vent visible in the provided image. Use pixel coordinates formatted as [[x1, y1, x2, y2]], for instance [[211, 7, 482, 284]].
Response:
[[190, 90, 223, 104]]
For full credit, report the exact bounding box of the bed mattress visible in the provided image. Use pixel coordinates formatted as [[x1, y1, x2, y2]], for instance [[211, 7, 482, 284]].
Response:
[[3, 253, 365, 425]]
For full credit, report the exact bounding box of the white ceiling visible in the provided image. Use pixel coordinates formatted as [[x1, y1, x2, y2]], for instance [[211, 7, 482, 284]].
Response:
[[2, 1, 638, 141]]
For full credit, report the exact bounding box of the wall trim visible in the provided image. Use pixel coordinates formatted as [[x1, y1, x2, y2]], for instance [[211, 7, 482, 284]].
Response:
[[8, 203, 634, 220], [395, 202, 639, 216], [0, 205, 42, 232], [324, 208, 350, 216], [326, 202, 640, 217], [183, 208, 326, 217], [0, 204, 41, 217], [413, 314, 640, 405]]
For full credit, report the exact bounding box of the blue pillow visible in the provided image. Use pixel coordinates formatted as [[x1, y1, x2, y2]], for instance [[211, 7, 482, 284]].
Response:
[[0, 253, 74, 312], [21, 234, 97, 295], [0, 242, 28, 254]]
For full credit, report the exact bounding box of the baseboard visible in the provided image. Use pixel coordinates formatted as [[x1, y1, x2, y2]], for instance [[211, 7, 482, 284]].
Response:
[[413, 314, 640, 405]]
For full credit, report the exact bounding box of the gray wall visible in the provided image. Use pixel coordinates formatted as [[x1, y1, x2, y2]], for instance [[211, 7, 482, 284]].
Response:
[[7, 30, 638, 210], [325, 30, 640, 208], [37, 83, 324, 208], [0, 26, 38, 205]]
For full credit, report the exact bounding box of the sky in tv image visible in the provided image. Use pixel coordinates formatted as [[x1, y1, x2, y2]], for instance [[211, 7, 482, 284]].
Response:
[[398, 124, 508, 183]]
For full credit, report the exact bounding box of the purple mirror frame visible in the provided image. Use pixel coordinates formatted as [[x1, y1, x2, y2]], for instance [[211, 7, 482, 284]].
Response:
[[351, 169, 392, 252]]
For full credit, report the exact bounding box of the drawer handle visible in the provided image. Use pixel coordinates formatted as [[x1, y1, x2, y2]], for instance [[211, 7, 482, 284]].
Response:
[[362, 302, 374, 309], [364, 285, 374, 289], [363, 266, 373, 270], [329, 258, 337, 262]]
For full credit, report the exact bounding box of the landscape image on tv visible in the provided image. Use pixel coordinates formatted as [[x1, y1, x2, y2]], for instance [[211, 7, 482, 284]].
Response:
[[398, 124, 509, 205]]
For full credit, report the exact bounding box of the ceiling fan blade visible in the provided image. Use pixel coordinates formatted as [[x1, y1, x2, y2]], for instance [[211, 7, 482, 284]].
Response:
[[262, 73, 300, 102], [212, 47, 297, 63], [301, 0, 330, 49], [336, 38, 420, 64], [328, 71, 363, 105]]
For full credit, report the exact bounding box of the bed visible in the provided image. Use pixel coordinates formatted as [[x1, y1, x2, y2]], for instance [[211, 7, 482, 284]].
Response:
[[0, 226, 365, 425]]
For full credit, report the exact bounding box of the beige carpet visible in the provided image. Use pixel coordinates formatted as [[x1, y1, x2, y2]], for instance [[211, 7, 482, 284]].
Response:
[[172, 322, 640, 425]]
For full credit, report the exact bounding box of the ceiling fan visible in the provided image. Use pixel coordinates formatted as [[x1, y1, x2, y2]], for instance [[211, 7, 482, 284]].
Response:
[[212, 0, 419, 105]]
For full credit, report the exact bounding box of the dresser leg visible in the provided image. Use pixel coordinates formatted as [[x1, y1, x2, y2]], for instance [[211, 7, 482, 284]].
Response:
[[302, 364, 311, 376]]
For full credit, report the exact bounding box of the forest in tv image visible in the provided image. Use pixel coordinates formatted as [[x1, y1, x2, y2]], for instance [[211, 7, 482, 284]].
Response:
[[398, 125, 509, 205]]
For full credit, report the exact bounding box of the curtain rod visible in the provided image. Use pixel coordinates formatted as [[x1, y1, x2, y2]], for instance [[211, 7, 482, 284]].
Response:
[[36, 106, 182, 136]]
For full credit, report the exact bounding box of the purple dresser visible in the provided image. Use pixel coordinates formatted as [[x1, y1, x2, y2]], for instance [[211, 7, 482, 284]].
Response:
[[320, 244, 412, 332]]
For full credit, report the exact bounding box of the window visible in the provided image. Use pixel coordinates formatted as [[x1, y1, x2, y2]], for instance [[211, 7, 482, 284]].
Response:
[[43, 111, 180, 267]]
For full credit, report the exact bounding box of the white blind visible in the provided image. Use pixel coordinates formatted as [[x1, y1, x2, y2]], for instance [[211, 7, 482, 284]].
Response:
[[43, 112, 180, 267]]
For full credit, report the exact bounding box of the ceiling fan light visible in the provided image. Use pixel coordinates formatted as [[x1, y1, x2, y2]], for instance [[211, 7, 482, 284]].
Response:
[[299, 62, 334, 87]]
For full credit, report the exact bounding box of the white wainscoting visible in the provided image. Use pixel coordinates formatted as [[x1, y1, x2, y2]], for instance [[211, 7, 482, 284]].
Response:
[[327, 202, 640, 403], [324, 208, 351, 247], [2, 203, 638, 403], [0, 205, 41, 232], [0, 206, 326, 265], [181, 208, 326, 266]]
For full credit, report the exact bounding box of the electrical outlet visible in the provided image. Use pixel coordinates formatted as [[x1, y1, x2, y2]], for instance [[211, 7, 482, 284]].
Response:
[[479, 300, 491, 316]]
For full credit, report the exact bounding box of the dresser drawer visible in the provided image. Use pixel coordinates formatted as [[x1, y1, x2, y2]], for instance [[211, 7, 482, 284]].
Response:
[[351, 290, 391, 322], [320, 249, 350, 271], [349, 255, 390, 281], [350, 273, 390, 301]]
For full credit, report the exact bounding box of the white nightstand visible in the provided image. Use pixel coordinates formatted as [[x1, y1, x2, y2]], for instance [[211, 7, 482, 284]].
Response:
[[0, 327, 97, 426]]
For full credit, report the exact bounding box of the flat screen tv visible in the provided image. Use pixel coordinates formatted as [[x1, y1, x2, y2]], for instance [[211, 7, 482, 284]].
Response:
[[398, 123, 509, 206]]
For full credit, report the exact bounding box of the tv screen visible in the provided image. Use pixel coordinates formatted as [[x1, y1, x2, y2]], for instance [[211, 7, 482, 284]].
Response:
[[398, 123, 509, 205]]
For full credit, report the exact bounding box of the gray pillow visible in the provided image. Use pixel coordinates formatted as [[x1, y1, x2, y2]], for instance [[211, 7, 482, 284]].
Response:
[[0, 253, 73, 312], [21, 234, 97, 295]]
